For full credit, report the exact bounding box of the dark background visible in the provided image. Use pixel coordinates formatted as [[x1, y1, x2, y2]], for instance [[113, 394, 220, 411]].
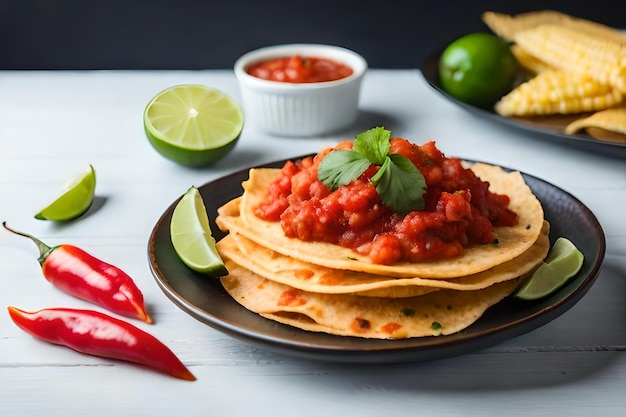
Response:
[[1, 0, 623, 70]]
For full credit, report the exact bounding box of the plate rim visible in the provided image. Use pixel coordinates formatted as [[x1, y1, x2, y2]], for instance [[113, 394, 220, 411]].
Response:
[[419, 47, 626, 158], [148, 156, 606, 363]]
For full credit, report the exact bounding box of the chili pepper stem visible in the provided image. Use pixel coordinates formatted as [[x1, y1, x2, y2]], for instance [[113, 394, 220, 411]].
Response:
[[2, 222, 55, 263], [3, 221, 55, 265]]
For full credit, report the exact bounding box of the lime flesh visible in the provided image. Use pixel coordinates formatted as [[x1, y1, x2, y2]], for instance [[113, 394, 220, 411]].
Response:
[[35, 164, 96, 221], [170, 186, 227, 276], [514, 237, 584, 300], [143, 84, 244, 167]]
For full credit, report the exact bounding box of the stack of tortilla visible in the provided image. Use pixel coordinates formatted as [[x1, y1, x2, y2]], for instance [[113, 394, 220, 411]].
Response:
[[215, 162, 548, 339]]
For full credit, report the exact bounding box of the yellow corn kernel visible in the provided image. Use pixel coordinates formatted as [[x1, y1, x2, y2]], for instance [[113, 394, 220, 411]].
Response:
[[514, 24, 626, 93], [495, 70, 623, 117]]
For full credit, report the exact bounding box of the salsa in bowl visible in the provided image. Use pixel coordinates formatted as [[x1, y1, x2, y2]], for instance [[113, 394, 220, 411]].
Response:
[[234, 44, 367, 137]]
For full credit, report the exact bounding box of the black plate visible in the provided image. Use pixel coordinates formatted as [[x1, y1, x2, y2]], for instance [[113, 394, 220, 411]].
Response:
[[420, 49, 626, 159], [148, 157, 606, 363]]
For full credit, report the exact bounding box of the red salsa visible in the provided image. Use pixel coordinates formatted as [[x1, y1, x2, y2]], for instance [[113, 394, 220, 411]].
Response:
[[247, 55, 353, 83], [255, 139, 518, 265]]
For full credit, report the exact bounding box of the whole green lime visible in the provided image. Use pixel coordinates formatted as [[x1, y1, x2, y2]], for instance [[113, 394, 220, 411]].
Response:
[[439, 33, 519, 109]]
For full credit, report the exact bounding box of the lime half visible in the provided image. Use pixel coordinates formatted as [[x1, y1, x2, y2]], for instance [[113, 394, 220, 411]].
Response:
[[35, 164, 96, 221], [514, 237, 584, 300], [143, 84, 244, 167], [170, 186, 227, 276]]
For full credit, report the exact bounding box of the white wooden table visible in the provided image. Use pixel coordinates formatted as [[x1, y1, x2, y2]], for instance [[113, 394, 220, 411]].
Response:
[[1, 69, 624, 416]]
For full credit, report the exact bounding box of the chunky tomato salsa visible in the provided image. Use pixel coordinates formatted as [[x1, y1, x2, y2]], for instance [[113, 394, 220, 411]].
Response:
[[255, 139, 518, 264], [246, 55, 353, 83]]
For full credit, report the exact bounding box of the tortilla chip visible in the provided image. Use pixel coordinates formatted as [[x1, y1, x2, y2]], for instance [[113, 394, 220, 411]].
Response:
[[216, 221, 549, 297], [565, 105, 626, 143], [218, 233, 436, 298], [216, 163, 544, 278], [482, 10, 626, 44], [221, 262, 521, 339], [510, 44, 554, 74], [585, 127, 626, 144]]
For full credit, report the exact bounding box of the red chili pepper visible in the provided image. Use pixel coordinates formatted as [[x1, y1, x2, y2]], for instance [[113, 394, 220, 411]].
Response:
[[7, 306, 195, 381], [3, 222, 152, 323]]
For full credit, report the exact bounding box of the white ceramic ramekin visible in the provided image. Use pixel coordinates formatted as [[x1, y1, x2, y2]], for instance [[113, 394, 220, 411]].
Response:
[[234, 44, 368, 137]]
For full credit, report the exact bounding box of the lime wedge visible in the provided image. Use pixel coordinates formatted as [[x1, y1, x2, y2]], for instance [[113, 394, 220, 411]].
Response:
[[514, 237, 584, 300], [170, 186, 227, 276], [35, 164, 96, 221], [143, 84, 244, 167]]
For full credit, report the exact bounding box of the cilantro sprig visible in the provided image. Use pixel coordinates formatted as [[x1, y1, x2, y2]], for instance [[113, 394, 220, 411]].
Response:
[[317, 127, 427, 213]]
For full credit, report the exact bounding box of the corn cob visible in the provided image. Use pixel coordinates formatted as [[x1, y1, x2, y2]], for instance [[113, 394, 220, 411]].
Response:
[[513, 24, 626, 93], [495, 70, 623, 117]]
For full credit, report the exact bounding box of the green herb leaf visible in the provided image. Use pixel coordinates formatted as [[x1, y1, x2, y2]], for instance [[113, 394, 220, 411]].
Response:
[[369, 155, 390, 184], [317, 127, 427, 213], [402, 307, 416, 316], [375, 154, 426, 213], [317, 149, 370, 191], [353, 127, 390, 165]]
